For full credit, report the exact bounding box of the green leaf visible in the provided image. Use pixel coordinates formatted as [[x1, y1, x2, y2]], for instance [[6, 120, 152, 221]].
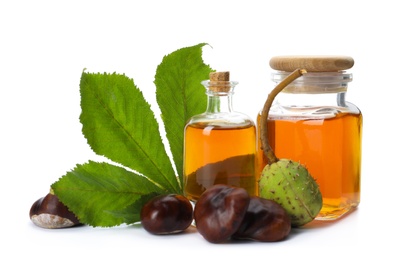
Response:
[[155, 43, 214, 187], [79, 72, 180, 193], [104, 194, 156, 225], [50, 44, 214, 228], [52, 161, 163, 227]]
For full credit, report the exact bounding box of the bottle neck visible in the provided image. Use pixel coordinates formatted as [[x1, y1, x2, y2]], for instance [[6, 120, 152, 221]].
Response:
[[206, 92, 234, 113], [202, 79, 237, 114]]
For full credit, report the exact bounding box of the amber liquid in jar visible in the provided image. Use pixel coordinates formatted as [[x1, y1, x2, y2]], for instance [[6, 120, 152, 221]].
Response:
[[257, 112, 362, 219], [184, 122, 257, 202]]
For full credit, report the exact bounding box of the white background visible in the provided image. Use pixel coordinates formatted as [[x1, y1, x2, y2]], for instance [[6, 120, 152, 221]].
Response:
[[1, 0, 406, 259]]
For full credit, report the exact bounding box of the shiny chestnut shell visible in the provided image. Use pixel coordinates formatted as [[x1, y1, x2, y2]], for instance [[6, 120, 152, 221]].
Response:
[[29, 193, 81, 229], [233, 196, 291, 242], [194, 184, 250, 243], [140, 194, 193, 235]]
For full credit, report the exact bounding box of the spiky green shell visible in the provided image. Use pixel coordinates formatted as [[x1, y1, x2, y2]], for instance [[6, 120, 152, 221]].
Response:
[[258, 159, 322, 227]]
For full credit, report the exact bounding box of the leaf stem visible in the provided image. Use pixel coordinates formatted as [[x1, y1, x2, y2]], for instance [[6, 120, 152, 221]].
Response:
[[260, 68, 307, 165]]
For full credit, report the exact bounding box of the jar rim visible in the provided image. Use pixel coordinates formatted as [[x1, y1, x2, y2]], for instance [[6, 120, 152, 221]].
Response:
[[271, 71, 352, 84], [271, 71, 352, 94]]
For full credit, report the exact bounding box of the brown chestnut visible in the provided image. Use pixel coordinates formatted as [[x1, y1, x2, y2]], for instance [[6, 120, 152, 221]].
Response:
[[140, 194, 193, 235], [194, 184, 250, 243], [29, 193, 81, 229], [233, 196, 291, 242]]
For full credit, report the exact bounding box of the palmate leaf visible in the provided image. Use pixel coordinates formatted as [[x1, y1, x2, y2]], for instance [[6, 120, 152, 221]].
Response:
[[155, 43, 214, 187], [51, 44, 212, 227], [51, 161, 163, 227], [79, 72, 180, 194]]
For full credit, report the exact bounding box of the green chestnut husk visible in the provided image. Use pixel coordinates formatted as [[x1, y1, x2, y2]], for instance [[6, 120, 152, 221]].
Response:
[[259, 159, 322, 227]]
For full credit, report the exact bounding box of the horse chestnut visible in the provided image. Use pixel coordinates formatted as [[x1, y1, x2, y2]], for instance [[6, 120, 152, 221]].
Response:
[[194, 184, 250, 243], [140, 194, 193, 235], [233, 196, 291, 242], [29, 193, 81, 229]]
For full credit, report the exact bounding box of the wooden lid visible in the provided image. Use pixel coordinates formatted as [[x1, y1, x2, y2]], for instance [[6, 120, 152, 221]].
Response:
[[270, 56, 354, 72]]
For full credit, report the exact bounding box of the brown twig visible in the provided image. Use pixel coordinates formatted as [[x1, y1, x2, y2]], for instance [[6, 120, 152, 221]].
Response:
[[260, 68, 307, 165]]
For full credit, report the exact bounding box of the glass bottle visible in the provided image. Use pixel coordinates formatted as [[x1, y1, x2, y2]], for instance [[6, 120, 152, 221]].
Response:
[[183, 71, 257, 203], [257, 56, 363, 220]]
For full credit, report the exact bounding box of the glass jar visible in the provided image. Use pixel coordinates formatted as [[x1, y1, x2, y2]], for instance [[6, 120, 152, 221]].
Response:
[[183, 71, 257, 203], [257, 56, 363, 220]]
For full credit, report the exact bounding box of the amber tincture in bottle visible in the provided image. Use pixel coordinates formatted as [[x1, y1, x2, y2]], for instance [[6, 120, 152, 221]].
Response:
[[257, 56, 362, 220], [184, 71, 257, 203]]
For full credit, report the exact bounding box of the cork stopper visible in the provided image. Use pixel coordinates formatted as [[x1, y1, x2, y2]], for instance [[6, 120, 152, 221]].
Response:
[[210, 71, 230, 81], [270, 56, 354, 72], [208, 71, 232, 92]]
